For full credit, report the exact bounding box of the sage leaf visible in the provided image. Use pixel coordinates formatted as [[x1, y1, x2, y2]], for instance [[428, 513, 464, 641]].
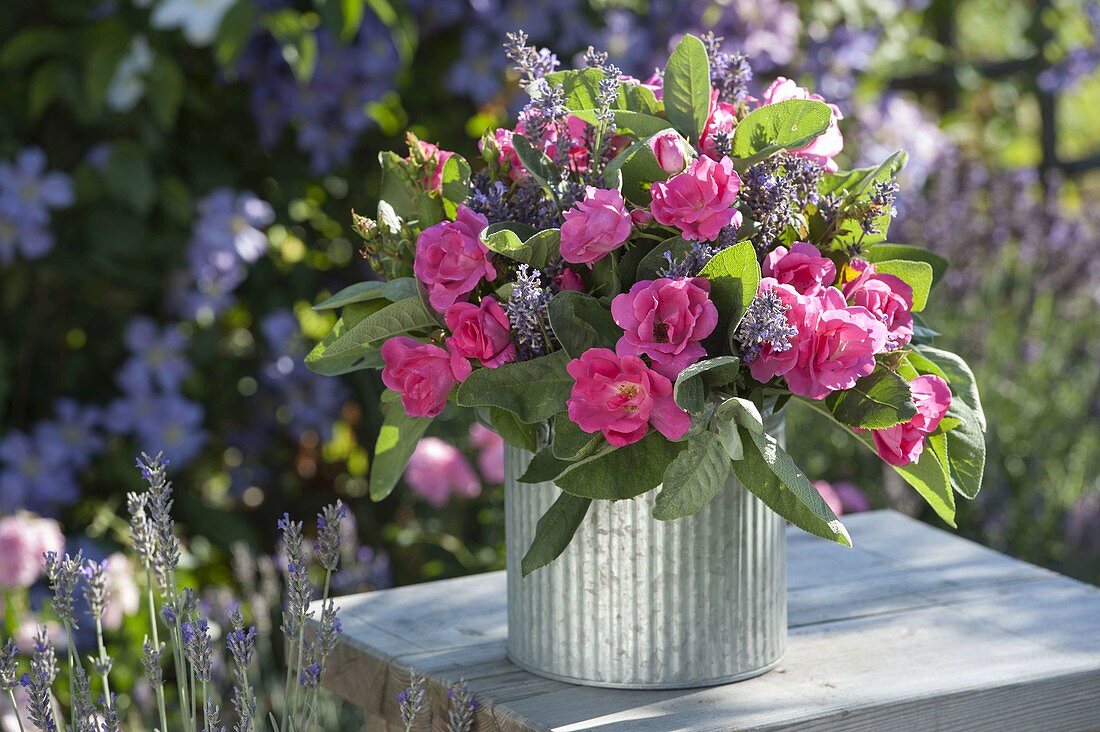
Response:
[[662, 34, 711, 141], [370, 395, 433, 501], [555, 431, 685, 500], [455, 350, 573, 424], [824, 364, 917, 430], [653, 432, 731, 520], [521, 492, 591, 576]]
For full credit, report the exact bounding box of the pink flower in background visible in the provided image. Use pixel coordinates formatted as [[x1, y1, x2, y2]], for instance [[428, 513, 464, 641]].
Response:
[[487, 128, 525, 182], [413, 205, 494, 311], [843, 261, 914, 349], [0, 514, 63, 589], [650, 155, 743, 242], [700, 96, 737, 160], [813, 480, 871, 516], [650, 130, 690, 173], [611, 277, 718, 379], [101, 552, 141, 631], [404, 437, 481, 508], [410, 140, 454, 192], [445, 296, 516, 368], [763, 242, 837, 296], [871, 374, 952, 466], [783, 288, 888, 400], [629, 209, 653, 226], [747, 278, 816, 383], [566, 348, 690, 447], [381, 337, 471, 418], [554, 267, 585, 292], [469, 423, 505, 484], [760, 78, 844, 171], [560, 187, 633, 265]]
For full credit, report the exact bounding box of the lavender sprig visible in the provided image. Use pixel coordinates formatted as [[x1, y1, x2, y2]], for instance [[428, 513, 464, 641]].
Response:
[[226, 604, 257, 732], [503, 31, 559, 87], [398, 669, 426, 732], [505, 264, 555, 361], [702, 33, 753, 105], [2, 639, 25, 732], [446, 679, 477, 732], [278, 513, 313, 731], [734, 290, 799, 363], [82, 559, 114, 707], [314, 502, 347, 575], [21, 627, 57, 732]]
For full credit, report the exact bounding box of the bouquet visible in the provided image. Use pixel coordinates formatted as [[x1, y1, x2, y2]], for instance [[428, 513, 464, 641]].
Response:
[[308, 32, 987, 575]]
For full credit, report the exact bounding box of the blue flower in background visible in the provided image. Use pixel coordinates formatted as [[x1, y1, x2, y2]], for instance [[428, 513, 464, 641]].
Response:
[[33, 400, 105, 471], [0, 430, 80, 516], [120, 317, 192, 393], [0, 148, 73, 264], [131, 394, 207, 467]]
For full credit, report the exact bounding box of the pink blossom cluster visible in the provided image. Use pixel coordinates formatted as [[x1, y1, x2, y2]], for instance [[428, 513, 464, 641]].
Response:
[[403, 437, 481, 508], [0, 513, 63, 589]]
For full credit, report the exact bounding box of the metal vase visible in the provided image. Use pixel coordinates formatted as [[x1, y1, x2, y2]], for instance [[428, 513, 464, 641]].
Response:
[[504, 414, 787, 689]]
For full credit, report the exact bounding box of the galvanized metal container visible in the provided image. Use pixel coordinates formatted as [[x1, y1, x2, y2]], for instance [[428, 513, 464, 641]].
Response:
[[504, 414, 787, 689]]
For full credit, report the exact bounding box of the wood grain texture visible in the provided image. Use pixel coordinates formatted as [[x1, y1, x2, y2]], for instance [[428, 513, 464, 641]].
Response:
[[316, 510, 1100, 732]]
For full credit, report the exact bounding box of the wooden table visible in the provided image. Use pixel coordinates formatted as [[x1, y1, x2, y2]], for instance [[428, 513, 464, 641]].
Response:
[[319, 510, 1100, 731]]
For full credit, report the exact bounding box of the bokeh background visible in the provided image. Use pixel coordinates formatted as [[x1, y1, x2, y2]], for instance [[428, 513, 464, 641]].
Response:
[[1, 0, 1098, 724]]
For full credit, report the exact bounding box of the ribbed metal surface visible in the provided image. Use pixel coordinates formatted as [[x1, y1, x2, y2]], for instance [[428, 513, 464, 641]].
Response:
[[505, 415, 787, 689]]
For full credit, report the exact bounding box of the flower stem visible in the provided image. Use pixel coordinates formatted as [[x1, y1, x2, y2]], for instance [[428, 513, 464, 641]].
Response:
[[144, 568, 169, 732], [6, 689, 26, 732]]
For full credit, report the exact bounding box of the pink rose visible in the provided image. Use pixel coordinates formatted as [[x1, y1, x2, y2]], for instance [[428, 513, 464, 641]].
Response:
[[650, 155, 743, 242], [629, 209, 653, 226], [554, 267, 585, 292], [783, 288, 889, 399], [641, 71, 664, 99], [381, 337, 471, 418], [566, 348, 691, 447], [813, 480, 870, 516], [409, 140, 454, 192], [611, 277, 719, 379], [760, 78, 844, 172], [747, 278, 814, 383], [469, 423, 505, 484], [763, 242, 837, 296], [404, 437, 482, 508], [700, 95, 737, 160], [842, 261, 914, 350], [649, 130, 690, 173], [0, 514, 64, 589], [560, 186, 633, 265], [871, 375, 951, 467], [413, 205, 495, 312], [444, 296, 516, 368]]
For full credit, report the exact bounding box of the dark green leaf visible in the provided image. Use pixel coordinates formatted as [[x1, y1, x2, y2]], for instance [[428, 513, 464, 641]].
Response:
[[312, 278, 419, 310], [555, 431, 684, 500], [455, 351, 573, 423], [104, 142, 156, 215], [1, 28, 70, 69], [546, 291, 620, 358], [488, 407, 539, 452], [942, 400, 986, 499], [305, 302, 388, 376], [653, 432, 731, 520], [731, 427, 852, 546], [731, 99, 832, 164], [512, 135, 558, 194], [147, 55, 185, 129], [521, 492, 591, 576], [313, 296, 437, 364], [519, 447, 575, 484], [370, 396, 433, 500], [215, 1, 259, 66], [635, 236, 692, 281], [673, 356, 740, 415], [377, 150, 420, 221], [824, 365, 917, 429], [551, 413, 601, 460], [662, 34, 711, 141]]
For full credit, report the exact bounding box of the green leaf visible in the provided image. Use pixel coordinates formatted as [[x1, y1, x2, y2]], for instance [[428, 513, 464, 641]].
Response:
[[312, 278, 419, 310], [519, 447, 575, 484], [555, 431, 684, 500], [521, 492, 591, 576], [605, 131, 682, 205], [823, 151, 908, 248], [673, 356, 740, 415], [912, 346, 986, 432], [824, 365, 917, 429], [487, 407, 538, 452], [699, 241, 761, 342], [662, 34, 711, 141], [1, 28, 70, 69], [544, 69, 662, 114], [146, 55, 185, 129], [377, 151, 420, 221], [27, 61, 74, 121], [440, 153, 471, 218], [312, 296, 437, 363], [215, 1, 258, 66], [571, 109, 673, 138], [370, 396, 433, 501], [551, 413, 601, 460], [104, 142, 156, 215], [83, 20, 132, 111], [546, 291, 620, 359], [512, 135, 558, 194], [942, 399, 986, 499], [305, 302, 388, 376], [653, 432, 731, 520], [481, 223, 560, 268], [869, 259, 934, 312], [635, 236, 692, 281], [731, 426, 851, 546], [716, 397, 764, 435], [865, 244, 948, 286], [731, 99, 832, 164], [455, 351, 573, 423]]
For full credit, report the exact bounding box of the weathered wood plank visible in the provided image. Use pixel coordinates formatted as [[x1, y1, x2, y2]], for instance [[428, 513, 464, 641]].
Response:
[[318, 510, 1100, 732]]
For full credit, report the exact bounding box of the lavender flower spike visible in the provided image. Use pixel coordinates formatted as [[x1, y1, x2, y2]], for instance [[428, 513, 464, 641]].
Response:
[[446, 678, 478, 732], [22, 626, 58, 732], [315, 501, 347, 575], [734, 290, 799, 364], [398, 668, 426, 732]]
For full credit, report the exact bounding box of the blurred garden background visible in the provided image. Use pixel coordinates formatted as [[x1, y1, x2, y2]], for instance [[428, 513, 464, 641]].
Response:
[[1, 0, 1098, 726]]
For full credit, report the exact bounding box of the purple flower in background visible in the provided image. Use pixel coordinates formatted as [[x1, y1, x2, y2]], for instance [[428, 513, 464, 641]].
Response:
[[240, 21, 399, 173], [120, 317, 192, 393], [1038, 3, 1100, 92], [0, 148, 73, 264], [259, 310, 349, 440], [33, 400, 105, 471], [0, 431, 80, 516], [132, 395, 207, 468], [814, 480, 871, 516]]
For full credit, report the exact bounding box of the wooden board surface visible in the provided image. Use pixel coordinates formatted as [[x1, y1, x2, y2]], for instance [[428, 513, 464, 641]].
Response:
[[318, 510, 1100, 732]]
